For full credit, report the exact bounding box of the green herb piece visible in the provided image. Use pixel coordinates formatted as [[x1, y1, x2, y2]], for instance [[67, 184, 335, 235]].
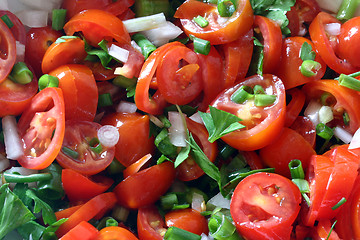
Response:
[[253, 85, 265, 94], [37, 163, 65, 200], [338, 73, 360, 91], [288, 159, 305, 179], [54, 36, 79, 44], [85, 39, 113, 69], [132, 33, 157, 59], [17, 221, 45, 240], [38, 74, 59, 91], [192, 36, 211, 55], [199, 106, 245, 143], [157, 154, 171, 164], [134, 0, 171, 17], [155, 128, 178, 159], [217, 0, 237, 17], [343, 112, 350, 126], [337, 0, 360, 21], [98, 93, 113, 108], [9, 62, 33, 84], [174, 143, 191, 168], [1, 14, 13, 28], [52, 9, 67, 31], [219, 144, 237, 160], [3, 172, 52, 184], [230, 85, 254, 104], [249, 36, 264, 76], [331, 197, 347, 210], [301, 60, 322, 77], [254, 94, 276, 107], [326, 220, 337, 240], [193, 15, 209, 28], [62, 146, 79, 159], [164, 226, 201, 240], [208, 212, 241, 240], [26, 189, 57, 225], [291, 179, 310, 194], [300, 42, 316, 61], [316, 123, 334, 140]]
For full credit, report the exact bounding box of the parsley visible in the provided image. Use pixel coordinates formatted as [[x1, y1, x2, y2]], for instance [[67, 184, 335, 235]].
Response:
[[199, 106, 245, 143], [300, 42, 316, 61], [174, 143, 191, 168], [26, 189, 57, 225], [85, 39, 113, 69], [249, 36, 264, 76]]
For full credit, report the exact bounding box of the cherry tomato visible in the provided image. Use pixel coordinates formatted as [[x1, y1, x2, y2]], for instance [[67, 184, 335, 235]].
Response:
[[165, 208, 209, 235], [287, 0, 320, 36], [0, 10, 26, 44], [285, 88, 306, 127], [211, 74, 286, 151], [49, 64, 98, 122], [100, 112, 155, 167], [137, 205, 166, 240], [64, 9, 130, 47], [56, 120, 115, 175], [113, 161, 176, 209], [17, 87, 65, 169], [174, 0, 253, 45], [230, 172, 302, 240], [95, 226, 139, 240], [290, 116, 316, 147], [25, 26, 62, 77], [0, 19, 16, 84]]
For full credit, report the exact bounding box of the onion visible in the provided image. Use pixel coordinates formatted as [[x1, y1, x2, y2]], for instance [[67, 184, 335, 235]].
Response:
[[141, 21, 183, 47], [333, 126, 353, 144], [16, 10, 48, 27], [168, 111, 187, 147], [319, 106, 334, 124], [5, 167, 38, 188], [349, 128, 360, 150], [149, 115, 164, 128], [0, 154, 10, 173], [324, 23, 341, 36], [191, 192, 205, 212], [16, 41, 25, 62], [108, 44, 129, 63], [98, 125, 120, 147], [304, 100, 322, 127], [2, 116, 24, 160], [189, 112, 203, 124], [116, 101, 137, 113], [207, 192, 231, 210], [201, 233, 215, 240], [123, 13, 166, 33], [131, 40, 142, 53], [315, 0, 342, 13]]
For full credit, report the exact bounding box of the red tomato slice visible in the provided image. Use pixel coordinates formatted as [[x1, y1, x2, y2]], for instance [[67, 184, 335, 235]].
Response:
[[95, 226, 139, 240], [49, 64, 98, 122], [211, 74, 286, 151], [289, 116, 316, 148], [174, 0, 253, 45], [112, 42, 144, 79], [287, 0, 320, 36], [64, 9, 130, 46], [285, 88, 306, 127], [0, 19, 16, 84], [230, 172, 301, 240], [240, 150, 265, 170], [137, 205, 166, 240], [62, 0, 112, 19], [165, 208, 209, 235], [56, 120, 115, 175], [312, 220, 341, 240], [113, 161, 176, 209], [17, 87, 65, 169], [0, 10, 26, 44], [60, 221, 99, 240], [123, 154, 152, 178]]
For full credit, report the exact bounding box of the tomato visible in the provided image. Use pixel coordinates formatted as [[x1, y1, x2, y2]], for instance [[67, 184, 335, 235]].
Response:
[[176, 118, 217, 181], [60, 221, 99, 240], [349, 176, 360, 239], [0, 74, 38, 117], [100, 112, 155, 167], [253, 15, 282, 74], [174, 0, 253, 45], [62, 169, 114, 202], [25, 26, 62, 77], [0, 19, 16, 84], [95, 226, 139, 240], [309, 12, 360, 74], [287, 0, 320, 36], [123, 154, 152, 178], [42, 37, 87, 74], [302, 79, 360, 134], [56, 204, 83, 220], [156, 45, 203, 105], [312, 220, 340, 240], [0, 10, 26, 44], [137, 205, 166, 240], [17, 87, 65, 169], [230, 172, 302, 240], [112, 42, 144, 79], [211, 74, 286, 151], [289, 116, 316, 147], [49, 64, 98, 122], [113, 161, 176, 209], [285, 88, 306, 127], [64, 9, 130, 47], [240, 150, 265, 170], [259, 127, 316, 178], [56, 120, 115, 175], [165, 208, 209, 235], [275, 37, 326, 89]]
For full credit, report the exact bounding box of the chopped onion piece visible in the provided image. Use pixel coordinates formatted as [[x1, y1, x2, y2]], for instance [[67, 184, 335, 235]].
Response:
[[141, 21, 183, 47], [2, 116, 24, 160], [207, 192, 231, 209], [191, 192, 205, 212], [349, 128, 360, 149], [149, 115, 164, 128], [98, 125, 119, 147], [16, 10, 48, 27], [304, 100, 322, 127], [319, 106, 334, 124], [324, 23, 341, 36], [0, 0, 9, 11], [201, 233, 215, 240], [168, 111, 187, 147], [116, 101, 137, 113], [315, 0, 342, 14], [0, 154, 10, 173], [18, 0, 62, 11], [333, 126, 353, 144], [108, 44, 129, 63], [16, 41, 25, 62], [5, 167, 38, 188], [131, 40, 142, 53], [189, 112, 203, 125], [123, 13, 166, 33]]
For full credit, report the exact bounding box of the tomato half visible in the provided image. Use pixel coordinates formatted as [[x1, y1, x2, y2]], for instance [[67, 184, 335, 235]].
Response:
[[211, 74, 286, 151], [137, 205, 166, 240], [0, 19, 16, 84], [230, 172, 301, 240], [56, 120, 115, 175], [64, 9, 130, 46], [95, 226, 139, 240], [49, 64, 98, 122], [165, 208, 209, 235], [17, 87, 65, 169], [174, 0, 253, 45], [0, 10, 26, 44]]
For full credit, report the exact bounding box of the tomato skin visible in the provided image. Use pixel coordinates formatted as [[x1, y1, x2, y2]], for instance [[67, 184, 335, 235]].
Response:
[[165, 208, 209, 235], [100, 112, 155, 167], [62, 0, 112, 19], [60, 221, 99, 240], [174, 0, 253, 45], [95, 226, 139, 240], [211, 74, 286, 151], [0, 19, 16, 84], [25, 26, 62, 77], [17, 87, 65, 169], [230, 172, 301, 240], [289, 116, 316, 148], [312, 220, 341, 240], [113, 161, 176, 209], [49, 64, 98, 122], [137, 205, 166, 240], [285, 88, 306, 127], [0, 10, 26, 44]]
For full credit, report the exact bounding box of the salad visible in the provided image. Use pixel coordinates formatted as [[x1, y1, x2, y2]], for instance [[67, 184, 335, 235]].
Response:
[[1, 0, 360, 239]]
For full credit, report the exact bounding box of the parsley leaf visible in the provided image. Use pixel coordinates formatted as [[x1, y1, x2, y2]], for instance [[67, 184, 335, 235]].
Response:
[[199, 106, 245, 143], [249, 36, 264, 76], [300, 42, 316, 61], [26, 190, 57, 225], [174, 143, 191, 168]]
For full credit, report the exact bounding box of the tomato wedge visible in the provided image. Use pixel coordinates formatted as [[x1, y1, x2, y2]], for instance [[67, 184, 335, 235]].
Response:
[[0, 19, 16, 84], [137, 205, 166, 240]]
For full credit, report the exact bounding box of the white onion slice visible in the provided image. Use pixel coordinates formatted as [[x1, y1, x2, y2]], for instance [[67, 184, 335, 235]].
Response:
[[315, 0, 342, 14], [304, 100, 322, 127], [0, 154, 10, 173], [130, 40, 142, 53], [16, 41, 25, 63], [98, 125, 119, 147], [149, 115, 164, 128], [123, 13, 166, 33], [2, 116, 24, 160], [324, 23, 341, 36], [191, 192, 205, 212], [116, 101, 137, 113], [349, 128, 360, 150], [207, 192, 231, 210], [168, 111, 187, 147], [189, 112, 203, 125], [108, 44, 129, 63], [333, 126, 353, 144], [141, 21, 183, 47], [319, 106, 334, 124], [5, 167, 38, 188], [16, 10, 48, 27], [201, 233, 215, 240]]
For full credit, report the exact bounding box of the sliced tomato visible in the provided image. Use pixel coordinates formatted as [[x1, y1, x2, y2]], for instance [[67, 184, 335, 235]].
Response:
[[62, 0, 112, 19], [49, 64, 98, 122], [17, 87, 65, 169], [211, 74, 286, 151], [165, 208, 209, 235], [312, 220, 341, 240], [0, 19, 16, 83], [56, 120, 115, 175], [230, 172, 302, 240], [287, 0, 320, 36], [64, 9, 130, 46], [137, 205, 166, 240], [56, 204, 83, 220], [113, 161, 176, 209], [174, 0, 253, 45], [60, 221, 99, 240], [0, 10, 26, 44], [123, 154, 152, 178], [95, 226, 139, 240], [285, 88, 306, 127], [289, 116, 316, 147]]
